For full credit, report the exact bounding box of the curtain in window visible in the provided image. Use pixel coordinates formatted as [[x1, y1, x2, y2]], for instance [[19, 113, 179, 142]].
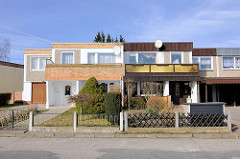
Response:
[[138, 53, 156, 64], [223, 57, 233, 69], [39, 58, 47, 70], [62, 53, 73, 64], [31, 58, 38, 70], [88, 53, 95, 64], [171, 54, 181, 64], [200, 58, 211, 69], [98, 53, 115, 64], [235, 57, 240, 69]]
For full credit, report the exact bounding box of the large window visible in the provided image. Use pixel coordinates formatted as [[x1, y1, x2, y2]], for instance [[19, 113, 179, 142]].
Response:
[[138, 53, 156, 64], [171, 52, 182, 64], [31, 57, 49, 71], [88, 53, 95, 64], [129, 54, 136, 64], [223, 57, 240, 69], [98, 53, 115, 64], [62, 53, 73, 64], [192, 56, 212, 70]]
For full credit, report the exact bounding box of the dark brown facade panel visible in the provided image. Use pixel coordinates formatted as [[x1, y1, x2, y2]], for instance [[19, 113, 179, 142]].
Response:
[[193, 48, 216, 56], [206, 79, 240, 84], [124, 42, 193, 51]]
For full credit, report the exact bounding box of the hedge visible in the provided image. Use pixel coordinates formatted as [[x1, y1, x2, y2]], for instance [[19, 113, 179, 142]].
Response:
[[104, 92, 121, 115]]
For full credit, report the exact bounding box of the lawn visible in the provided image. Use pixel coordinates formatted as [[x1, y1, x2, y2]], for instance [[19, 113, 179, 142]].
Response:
[[41, 108, 119, 127]]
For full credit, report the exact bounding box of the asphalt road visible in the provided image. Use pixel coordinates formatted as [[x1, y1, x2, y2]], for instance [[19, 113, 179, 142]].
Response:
[[0, 137, 240, 159]]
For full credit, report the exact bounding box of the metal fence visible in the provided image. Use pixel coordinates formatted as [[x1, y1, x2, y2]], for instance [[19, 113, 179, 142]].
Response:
[[0, 109, 29, 130], [127, 111, 228, 128]]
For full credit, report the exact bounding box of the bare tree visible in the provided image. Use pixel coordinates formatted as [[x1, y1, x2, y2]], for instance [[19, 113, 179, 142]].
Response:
[[125, 79, 136, 110], [141, 82, 163, 103], [0, 39, 11, 62]]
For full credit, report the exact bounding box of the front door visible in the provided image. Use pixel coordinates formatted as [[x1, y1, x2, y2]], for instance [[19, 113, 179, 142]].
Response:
[[32, 82, 46, 104], [170, 82, 191, 105]]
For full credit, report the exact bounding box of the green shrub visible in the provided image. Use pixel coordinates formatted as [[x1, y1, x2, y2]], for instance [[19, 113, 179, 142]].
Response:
[[104, 92, 121, 114], [0, 93, 11, 106], [130, 96, 146, 109], [78, 77, 104, 114]]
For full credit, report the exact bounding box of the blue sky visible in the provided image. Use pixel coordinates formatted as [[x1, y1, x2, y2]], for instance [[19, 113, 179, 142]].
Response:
[[0, 0, 240, 64]]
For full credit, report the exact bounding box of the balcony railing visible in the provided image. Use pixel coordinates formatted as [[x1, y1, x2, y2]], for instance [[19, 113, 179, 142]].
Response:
[[125, 64, 199, 73]]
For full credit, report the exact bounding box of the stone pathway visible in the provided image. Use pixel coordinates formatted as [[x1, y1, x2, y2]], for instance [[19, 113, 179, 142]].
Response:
[[13, 106, 72, 129]]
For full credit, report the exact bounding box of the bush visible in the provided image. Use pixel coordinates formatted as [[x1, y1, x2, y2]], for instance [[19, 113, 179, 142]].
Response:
[[0, 93, 11, 106], [104, 92, 121, 114], [78, 77, 104, 114], [130, 96, 146, 109], [146, 96, 168, 112]]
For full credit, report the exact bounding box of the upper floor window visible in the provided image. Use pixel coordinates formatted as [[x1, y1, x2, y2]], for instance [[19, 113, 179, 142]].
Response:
[[88, 53, 95, 64], [62, 53, 73, 64], [171, 52, 182, 64], [129, 53, 136, 64], [138, 53, 156, 64], [31, 57, 49, 71], [223, 57, 240, 69], [98, 53, 115, 64], [193, 56, 212, 70]]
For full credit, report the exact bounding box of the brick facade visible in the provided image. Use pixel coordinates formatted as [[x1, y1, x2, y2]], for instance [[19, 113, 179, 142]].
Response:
[[45, 64, 125, 81]]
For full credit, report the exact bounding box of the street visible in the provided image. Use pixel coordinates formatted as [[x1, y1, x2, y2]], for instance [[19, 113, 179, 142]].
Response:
[[0, 137, 240, 159]]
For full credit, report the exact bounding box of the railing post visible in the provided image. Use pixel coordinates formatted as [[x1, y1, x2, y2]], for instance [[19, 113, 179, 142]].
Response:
[[120, 111, 123, 131], [227, 110, 232, 131], [29, 111, 33, 131], [124, 111, 128, 131], [73, 111, 78, 133], [11, 110, 14, 129], [175, 111, 179, 129]]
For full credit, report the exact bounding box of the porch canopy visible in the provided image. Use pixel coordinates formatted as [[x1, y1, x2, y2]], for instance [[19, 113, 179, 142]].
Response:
[[124, 72, 201, 82], [204, 78, 240, 84]]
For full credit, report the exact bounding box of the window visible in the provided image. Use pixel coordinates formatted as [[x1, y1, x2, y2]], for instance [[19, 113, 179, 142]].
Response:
[[223, 57, 240, 69], [192, 56, 212, 70], [65, 85, 71, 95], [129, 54, 136, 64], [171, 52, 182, 64], [62, 53, 73, 64], [138, 53, 156, 64], [88, 53, 95, 64], [98, 53, 115, 64], [31, 57, 48, 71]]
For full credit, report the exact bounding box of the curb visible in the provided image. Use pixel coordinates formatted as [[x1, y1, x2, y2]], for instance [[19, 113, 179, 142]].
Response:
[[0, 131, 238, 139]]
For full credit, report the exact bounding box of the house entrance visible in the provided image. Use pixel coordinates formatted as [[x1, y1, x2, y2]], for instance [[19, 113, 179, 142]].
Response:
[[169, 81, 191, 105]]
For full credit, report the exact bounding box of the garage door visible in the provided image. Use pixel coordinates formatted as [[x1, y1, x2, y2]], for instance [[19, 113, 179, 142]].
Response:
[[32, 82, 46, 104]]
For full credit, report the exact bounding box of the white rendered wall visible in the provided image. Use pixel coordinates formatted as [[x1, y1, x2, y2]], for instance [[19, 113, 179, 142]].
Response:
[[80, 48, 122, 64], [163, 81, 169, 96], [22, 82, 32, 102], [191, 81, 198, 103], [156, 52, 164, 64]]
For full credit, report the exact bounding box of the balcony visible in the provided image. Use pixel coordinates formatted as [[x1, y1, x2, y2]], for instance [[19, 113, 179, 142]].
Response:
[[125, 64, 200, 82], [45, 63, 125, 81]]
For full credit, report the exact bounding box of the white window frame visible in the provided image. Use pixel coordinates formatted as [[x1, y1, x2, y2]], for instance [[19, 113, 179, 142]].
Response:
[[192, 56, 213, 70], [87, 52, 116, 64], [30, 57, 49, 71], [222, 56, 240, 70], [61, 52, 74, 64], [170, 52, 183, 64]]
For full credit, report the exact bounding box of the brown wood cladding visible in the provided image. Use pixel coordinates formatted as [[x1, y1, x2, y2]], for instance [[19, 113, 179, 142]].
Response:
[[204, 78, 240, 84], [193, 48, 216, 56], [32, 82, 46, 104], [123, 42, 193, 51]]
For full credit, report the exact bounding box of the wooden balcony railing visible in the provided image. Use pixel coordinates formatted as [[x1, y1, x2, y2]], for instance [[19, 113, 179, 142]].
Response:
[[125, 64, 199, 73]]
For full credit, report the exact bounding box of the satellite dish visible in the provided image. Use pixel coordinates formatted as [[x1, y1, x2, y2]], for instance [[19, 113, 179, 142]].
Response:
[[113, 46, 121, 56], [155, 40, 163, 48]]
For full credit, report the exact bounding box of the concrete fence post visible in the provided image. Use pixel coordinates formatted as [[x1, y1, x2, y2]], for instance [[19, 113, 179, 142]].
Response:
[[29, 111, 33, 131], [175, 111, 179, 129], [227, 110, 232, 132], [120, 111, 123, 131], [73, 112, 78, 133], [124, 111, 128, 131]]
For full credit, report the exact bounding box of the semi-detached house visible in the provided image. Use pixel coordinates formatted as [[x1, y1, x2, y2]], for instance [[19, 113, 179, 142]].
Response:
[[22, 42, 240, 109]]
